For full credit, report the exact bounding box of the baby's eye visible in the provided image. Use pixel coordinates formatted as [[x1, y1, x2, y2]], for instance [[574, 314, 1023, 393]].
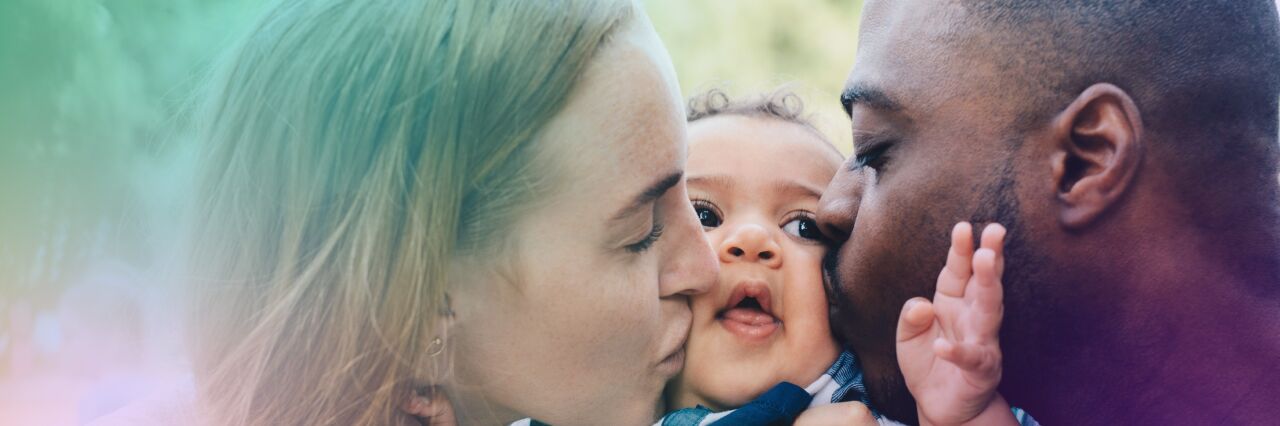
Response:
[[691, 199, 722, 229], [782, 216, 822, 241]]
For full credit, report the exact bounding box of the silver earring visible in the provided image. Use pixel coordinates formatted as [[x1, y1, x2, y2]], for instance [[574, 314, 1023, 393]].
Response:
[[427, 336, 445, 357]]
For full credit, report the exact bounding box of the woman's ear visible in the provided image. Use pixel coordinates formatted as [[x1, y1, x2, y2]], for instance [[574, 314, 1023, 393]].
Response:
[[1048, 83, 1144, 230]]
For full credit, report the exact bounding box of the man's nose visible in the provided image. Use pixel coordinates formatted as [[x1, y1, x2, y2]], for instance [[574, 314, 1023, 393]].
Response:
[[719, 223, 783, 268], [816, 165, 862, 243]]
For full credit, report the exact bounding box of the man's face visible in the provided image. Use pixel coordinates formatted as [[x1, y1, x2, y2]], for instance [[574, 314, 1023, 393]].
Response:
[[816, 0, 1038, 421]]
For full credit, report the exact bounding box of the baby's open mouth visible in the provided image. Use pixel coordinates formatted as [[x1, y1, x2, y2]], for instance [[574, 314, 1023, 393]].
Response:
[[717, 281, 780, 340]]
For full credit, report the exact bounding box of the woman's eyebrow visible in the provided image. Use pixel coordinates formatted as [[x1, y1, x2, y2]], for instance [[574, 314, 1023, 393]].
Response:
[[611, 171, 683, 221]]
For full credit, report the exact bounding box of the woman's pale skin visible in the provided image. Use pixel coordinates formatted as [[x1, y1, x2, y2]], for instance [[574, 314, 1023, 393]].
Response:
[[442, 16, 718, 426], [669, 115, 845, 411]]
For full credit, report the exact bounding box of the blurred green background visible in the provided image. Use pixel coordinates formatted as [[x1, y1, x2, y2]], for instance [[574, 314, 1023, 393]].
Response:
[[0, 0, 862, 318]]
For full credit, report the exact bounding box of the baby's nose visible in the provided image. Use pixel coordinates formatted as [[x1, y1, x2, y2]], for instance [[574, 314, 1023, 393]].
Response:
[[719, 223, 783, 268]]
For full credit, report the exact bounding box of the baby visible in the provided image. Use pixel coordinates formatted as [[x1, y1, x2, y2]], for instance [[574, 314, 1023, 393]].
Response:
[[660, 89, 1035, 426]]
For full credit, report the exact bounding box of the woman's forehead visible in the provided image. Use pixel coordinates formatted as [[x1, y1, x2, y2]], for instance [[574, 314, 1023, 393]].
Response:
[[533, 27, 686, 205]]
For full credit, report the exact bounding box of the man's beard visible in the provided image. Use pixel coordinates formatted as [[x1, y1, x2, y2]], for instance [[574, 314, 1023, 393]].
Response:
[[822, 156, 1049, 423]]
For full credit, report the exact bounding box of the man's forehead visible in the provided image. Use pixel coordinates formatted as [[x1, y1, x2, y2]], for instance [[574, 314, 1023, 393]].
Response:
[[859, 0, 967, 39], [848, 0, 980, 114]]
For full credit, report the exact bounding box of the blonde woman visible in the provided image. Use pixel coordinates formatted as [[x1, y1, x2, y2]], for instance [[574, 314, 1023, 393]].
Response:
[[95, 0, 716, 424], [92, 0, 886, 423]]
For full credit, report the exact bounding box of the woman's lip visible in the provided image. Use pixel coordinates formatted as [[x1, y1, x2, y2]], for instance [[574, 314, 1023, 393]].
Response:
[[657, 314, 690, 377], [657, 346, 685, 376]]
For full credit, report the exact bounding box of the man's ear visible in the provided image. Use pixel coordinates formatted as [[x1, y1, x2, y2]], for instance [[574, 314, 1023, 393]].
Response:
[[1047, 83, 1144, 230]]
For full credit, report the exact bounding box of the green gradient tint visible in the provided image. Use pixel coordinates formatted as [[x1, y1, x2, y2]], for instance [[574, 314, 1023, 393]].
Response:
[[0, 0, 862, 312]]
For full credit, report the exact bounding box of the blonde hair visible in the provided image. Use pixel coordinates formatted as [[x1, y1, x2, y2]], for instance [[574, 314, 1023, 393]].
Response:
[[185, 0, 634, 424]]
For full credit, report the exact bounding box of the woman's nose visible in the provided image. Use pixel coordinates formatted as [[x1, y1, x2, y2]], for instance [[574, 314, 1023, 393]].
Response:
[[816, 166, 862, 243], [659, 195, 718, 298], [719, 223, 783, 268]]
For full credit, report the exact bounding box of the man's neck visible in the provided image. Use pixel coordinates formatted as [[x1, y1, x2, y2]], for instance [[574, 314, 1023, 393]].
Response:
[[1023, 291, 1280, 424], [1015, 220, 1280, 424]]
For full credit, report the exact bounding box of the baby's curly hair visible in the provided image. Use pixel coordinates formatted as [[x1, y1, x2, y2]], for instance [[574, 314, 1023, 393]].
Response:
[[685, 87, 828, 142]]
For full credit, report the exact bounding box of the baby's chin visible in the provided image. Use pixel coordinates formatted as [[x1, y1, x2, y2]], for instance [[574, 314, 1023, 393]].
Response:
[[687, 373, 776, 410], [674, 336, 841, 411], [676, 350, 793, 410]]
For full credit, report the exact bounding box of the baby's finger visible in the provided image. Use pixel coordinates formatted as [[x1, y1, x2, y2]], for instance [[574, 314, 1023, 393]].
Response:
[[935, 339, 997, 374], [401, 387, 457, 426], [980, 223, 1007, 277], [970, 248, 1004, 341], [938, 222, 975, 298], [896, 298, 936, 343]]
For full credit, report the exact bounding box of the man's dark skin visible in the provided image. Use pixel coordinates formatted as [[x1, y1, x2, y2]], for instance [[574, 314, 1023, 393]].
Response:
[[817, 0, 1280, 424]]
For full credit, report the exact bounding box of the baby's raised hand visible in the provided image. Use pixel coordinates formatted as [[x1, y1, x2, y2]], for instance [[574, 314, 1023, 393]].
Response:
[[895, 222, 1016, 426]]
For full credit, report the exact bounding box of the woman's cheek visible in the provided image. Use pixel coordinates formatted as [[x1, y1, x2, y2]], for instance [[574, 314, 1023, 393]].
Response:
[[619, 261, 664, 337], [582, 261, 658, 351]]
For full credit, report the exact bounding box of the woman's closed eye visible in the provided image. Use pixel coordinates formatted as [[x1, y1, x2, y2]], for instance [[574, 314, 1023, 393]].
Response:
[[625, 220, 665, 253]]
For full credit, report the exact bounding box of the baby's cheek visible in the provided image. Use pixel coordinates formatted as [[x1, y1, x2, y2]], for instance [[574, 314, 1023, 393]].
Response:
[[784, 249, 835, 322], [687, 289, 722, 323]]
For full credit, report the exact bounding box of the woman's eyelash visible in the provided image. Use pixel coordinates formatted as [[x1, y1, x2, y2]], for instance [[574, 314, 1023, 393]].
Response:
[[625, 222, 665, 253]]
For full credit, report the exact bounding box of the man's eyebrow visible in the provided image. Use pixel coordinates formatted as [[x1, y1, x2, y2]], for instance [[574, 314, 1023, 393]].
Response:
[[840, 84, 903, 115], [612, 171, 683, 221]]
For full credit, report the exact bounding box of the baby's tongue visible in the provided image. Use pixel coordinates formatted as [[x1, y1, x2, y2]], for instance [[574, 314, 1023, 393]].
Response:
[[722, 307, 775, 325]]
